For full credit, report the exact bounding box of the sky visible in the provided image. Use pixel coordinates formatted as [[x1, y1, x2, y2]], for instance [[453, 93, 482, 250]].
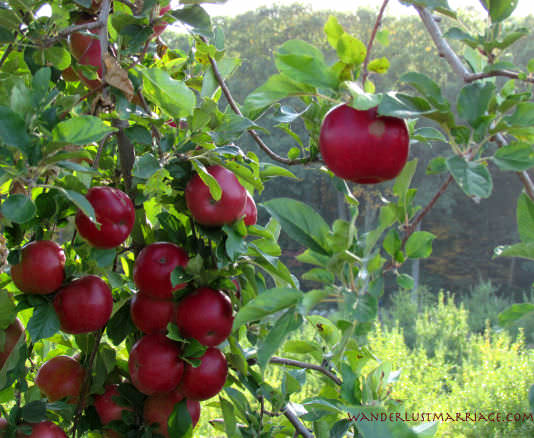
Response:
[[201, 0, 532, 17]]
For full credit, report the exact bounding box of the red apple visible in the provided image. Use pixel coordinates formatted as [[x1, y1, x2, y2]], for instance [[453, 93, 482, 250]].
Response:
[[153, 5, 172, 37], [143, 388, 200, 438], [70, 20, 102, 77], [53, 275, 113, 334], [16, 421, 67, 438], [185, 165, 247, 227], [128, 333, 184, 395], [130, 293, 174, 334], [35, 355, 85, 403], [10, 240, 65, 295], [0, 318, 25, 370], [75, 186, 135, 249], [0, 416, 7, 431], [180, 347, 227, 401], [174, 288, 233, 347], [94, 384, 132, 425], [319, 104, 409, 184], [133, 242, 189, 300], [242, 192, 257, 226]]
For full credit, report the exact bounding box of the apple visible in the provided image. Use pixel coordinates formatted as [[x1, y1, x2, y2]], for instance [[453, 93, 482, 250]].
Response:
[[62, 66, 79, 82], [174, 287, 233, 347], [53, 275, 113, 334], [133, 242, 189, 300], [143, 388, 200, 438], [185, 165, 247, 227], [35, 355, 85, 403], [0, 416, 7, 431], [0, 318, 25, 370], [130, 293, 174, 334], [94, 384, 132, 426], [10, 240, 65, 295], [242, 192, 257, 226], [75, 186, 135, 249], [319, 104, 409, 184], [16, 421, 67, 438], [70, 20, 102, 77], [179, 347, 227, 401], [128, 333, 184, 395], [153, 5, 172, 37]]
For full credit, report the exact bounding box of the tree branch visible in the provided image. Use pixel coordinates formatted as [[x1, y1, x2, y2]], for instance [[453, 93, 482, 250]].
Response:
[[466, 70, 534, 84], [42, 21, 104, 48], [282, 404, 314, 438], [268, 356, 342, 385], [98, 0, 111, 78], [201, 38, 315, 166], [415, 6, 534, 200], [361, 0, 390, 85]]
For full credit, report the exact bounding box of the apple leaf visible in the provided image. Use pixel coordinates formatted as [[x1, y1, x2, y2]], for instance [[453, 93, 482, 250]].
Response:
[[368, 57, 390, 74], [446, 156, 493, 199], [457, 82, 495, 128], [0, 291, 16, 331], [191, 160, 222, 202], [405, 231, 435, 259], [397, 273, 415, 290], [498, 303, 534, 327], [504, 102, 534, 127], [27, 302, 61, 343], [20, 401, 48, 423], [479, 0, 518, 22], [494, 242, 534, 261], [171, 5, 211, 38], [378, 92, 433, 118], [220, 398, 241, 438], [232, 287, 303, 331], [168, 400, 193, 438], [400, 72, 449, 111], [263, 198, 330, 256], [0, 195, 36, 224], [52, 116, 117, 146], [516, 193, 534, 243], [0, 106, 30, 149]]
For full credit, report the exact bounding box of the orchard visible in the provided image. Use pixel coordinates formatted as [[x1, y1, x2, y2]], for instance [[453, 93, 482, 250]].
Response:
[[0, 0, 533, 437]]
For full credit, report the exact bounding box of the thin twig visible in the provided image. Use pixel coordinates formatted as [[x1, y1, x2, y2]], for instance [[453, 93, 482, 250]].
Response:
[[415, 6, 534, 200], [71, 329, 104, 438], [282, 404, 314, 438], [200, 37, 315, 166], [361, 0, 390, 85], [0, 43, 14, 68], [93, 133, 112, 169], [116, 0, 135, 10], [42, 21, 104, 48], [466, 70, 534, 84]]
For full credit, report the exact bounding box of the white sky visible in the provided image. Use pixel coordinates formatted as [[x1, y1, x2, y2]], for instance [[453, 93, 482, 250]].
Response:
[[201, 0, 532, 17]]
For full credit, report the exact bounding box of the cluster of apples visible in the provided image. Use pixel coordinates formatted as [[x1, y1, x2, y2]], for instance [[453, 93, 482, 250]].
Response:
[[2, 165, 256, 437]]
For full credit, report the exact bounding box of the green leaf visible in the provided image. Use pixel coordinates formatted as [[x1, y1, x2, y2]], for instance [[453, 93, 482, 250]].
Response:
[[336, 33, 366, 66], [257, 310, 302, 371], [528, 59, 534, 73], [446, 156, 493, 199], [232, 288, 303, 331], [0, 106, 30, 149], [400, 72, 448, 111], [106, 301, 135, 346], [397, 273, 415, 290], [504, 102, 534, 127], [171, 5, 211, 37], [368, 57, 390, 74], [0, 291, 16, 330], [480, 0, 518, 22], [274, 40, 337, 89], [405, 231, 435, 258], [219, 398, 241, 438], [345, 82, 382, 111], [223, 225, 247, 261], [283, 339, 322, 356], [378, 92, 432, 118], [354, 294, 378, 323], [1, 195, 36, 223], [243, 74, 314, 116], [259, 163, 297, 180], [393, 159, 418, 205], [191, 160, 222, 202], [444, 27, 479, 48], [517, 193, 534, 242], [498, 303, 534, 326], [457, 82, 495, 128], [302, 268, 335, 284], [89, 248, 116, 268], [57, 189, 96, 223], [133, 153, 160, 180], [168, 400, 193, 438], [263, 198, 330, 256], [307, 315, 341, 344], [45, 47, 71, 70], [324, 15, 344, 49], [21, 401, 47, 423], [138, 67, 196, 119], [383, 229, 401, 257], [27, 302, 61, 342], [426, 157, 447, 174], [494, 242, 534, 260], [412, 127, 447, 144], [52, 116, 116, 145]]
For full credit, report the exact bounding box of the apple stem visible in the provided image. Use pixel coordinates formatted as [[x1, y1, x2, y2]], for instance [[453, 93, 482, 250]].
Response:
[[415, 6, 534, 201], [361, 0, 390, 86]]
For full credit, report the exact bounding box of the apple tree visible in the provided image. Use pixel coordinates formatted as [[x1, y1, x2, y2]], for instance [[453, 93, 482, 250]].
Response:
[[0, 0, 533, 437]]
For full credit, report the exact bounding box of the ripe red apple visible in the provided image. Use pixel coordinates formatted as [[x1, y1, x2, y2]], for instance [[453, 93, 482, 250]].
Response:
[[130, 293, 174, 334], [153, 5, 172, 37], [185, 165, 247, 227], [10, 240, 65, 295], [319, 104, 409, 184], [0, 318, 25, 370], [143, 388, 200, 438], [242, 192, 257, 226], [128, 333, 184, 395], [75, 186, 135, 249], [16, 421, 67, 438], [94, 384, 132, 425], [53, 275, 113, 334], [133, 242, 189, 300], [35, 355, 85, 403], [174, 288, 233, 347], [179, 347, 228, 401], [70, 20, 102, 77]]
